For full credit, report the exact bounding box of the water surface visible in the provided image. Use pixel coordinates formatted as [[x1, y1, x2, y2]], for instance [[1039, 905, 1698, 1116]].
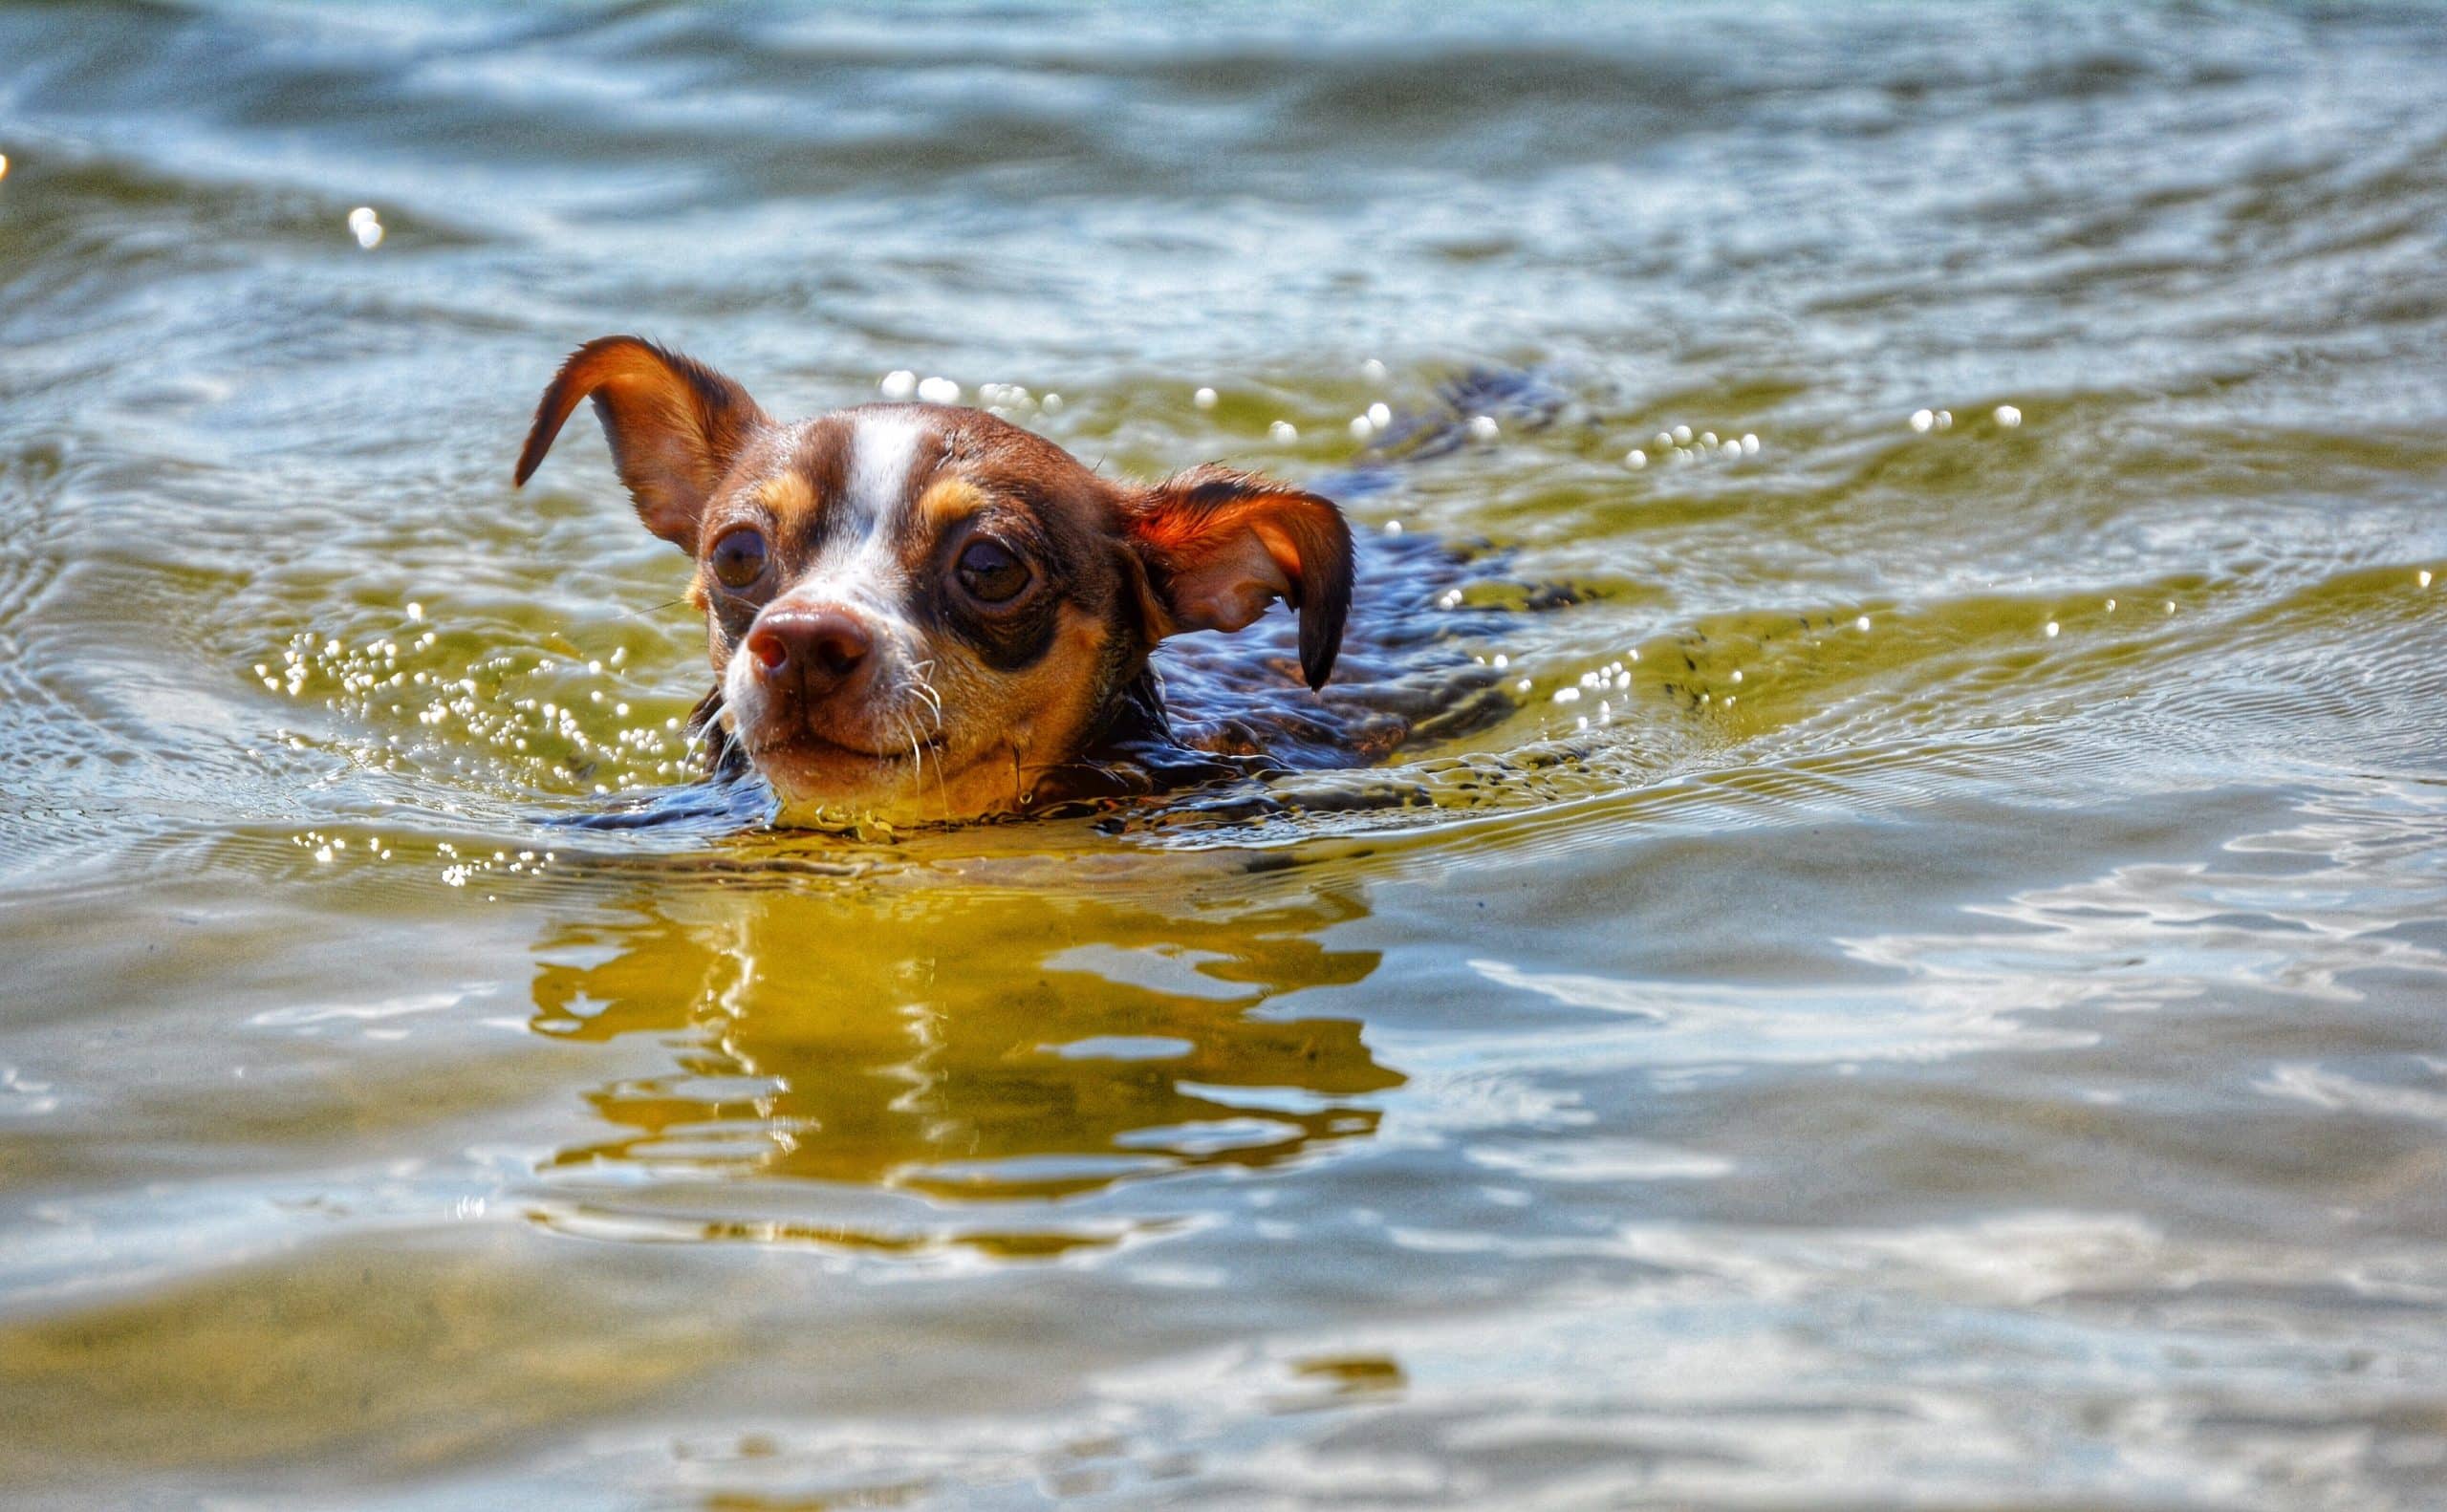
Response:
[[5, 2, 2447, 1506]]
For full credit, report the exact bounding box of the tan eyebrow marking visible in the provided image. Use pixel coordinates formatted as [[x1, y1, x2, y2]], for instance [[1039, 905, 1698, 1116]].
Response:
[[916, 474, 986, 530], [754, 472, 818, 525]]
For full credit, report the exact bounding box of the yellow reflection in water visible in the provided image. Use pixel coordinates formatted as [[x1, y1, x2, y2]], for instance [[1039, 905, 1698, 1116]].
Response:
[[527, 875, 1403, 1212]]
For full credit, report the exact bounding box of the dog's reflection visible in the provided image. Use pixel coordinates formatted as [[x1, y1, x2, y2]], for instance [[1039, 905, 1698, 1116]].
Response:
[[528, 878, 1400, 1203]]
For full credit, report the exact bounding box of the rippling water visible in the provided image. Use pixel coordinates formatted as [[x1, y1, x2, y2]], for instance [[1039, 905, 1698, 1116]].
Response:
[[6, 2, 2447, 1506]]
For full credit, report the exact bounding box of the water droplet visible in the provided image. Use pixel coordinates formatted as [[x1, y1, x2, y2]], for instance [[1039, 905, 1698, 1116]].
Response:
[[1350, 415, 1375, 440], [1855, 616, 1872, 632], [1367, 402, 1392, 428], [1910, 409, 1934, 433], [916, 377, 961, 405], [1625, 448, 1647, 470], [1362, 358, 1388, 382], [880, 370, 917, 400], [1193, 386, 1218, 410], [1466, 415, 1499, 443], [1741, 433, 1760, 455], [1383, 520, 1403, 536], [2044, 621, 2060, 638], [2421, 570, 2435, 590], [1672, 424, 1693, 445], [1041, 393, 1063, 413], [346, 205, 382, 249], [1268, 420, 1299, 443], [1993, 404, 2022, 427]]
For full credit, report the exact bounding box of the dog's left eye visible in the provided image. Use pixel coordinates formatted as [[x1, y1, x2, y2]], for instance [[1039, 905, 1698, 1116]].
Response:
[[956, 537, 1030, 604]]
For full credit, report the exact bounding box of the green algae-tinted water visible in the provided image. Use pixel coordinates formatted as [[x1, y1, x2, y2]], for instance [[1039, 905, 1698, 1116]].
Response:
[[5, 3, 2447, 1505]]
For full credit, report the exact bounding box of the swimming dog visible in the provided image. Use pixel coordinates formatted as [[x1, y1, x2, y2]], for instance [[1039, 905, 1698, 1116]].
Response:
[[516, 336, 1355, 825]]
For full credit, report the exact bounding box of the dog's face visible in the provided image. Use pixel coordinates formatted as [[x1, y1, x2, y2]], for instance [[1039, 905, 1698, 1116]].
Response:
[[514, 337, 1352, 824]]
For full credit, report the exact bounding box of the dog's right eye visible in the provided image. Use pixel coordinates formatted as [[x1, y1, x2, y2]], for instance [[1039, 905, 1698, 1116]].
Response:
[[709, 528, 768, 591]]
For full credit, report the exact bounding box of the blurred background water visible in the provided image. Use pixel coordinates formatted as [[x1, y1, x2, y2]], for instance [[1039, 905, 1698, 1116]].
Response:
[[5, 2, 2447, 1506]]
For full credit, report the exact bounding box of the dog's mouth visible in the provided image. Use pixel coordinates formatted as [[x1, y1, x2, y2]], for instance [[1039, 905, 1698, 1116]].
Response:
[[746, 725, 943, 767]]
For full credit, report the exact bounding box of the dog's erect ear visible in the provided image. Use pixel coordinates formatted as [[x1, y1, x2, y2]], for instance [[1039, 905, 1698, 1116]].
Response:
[[1126, 464, 1354, 690], [513, 335, 769, 550]]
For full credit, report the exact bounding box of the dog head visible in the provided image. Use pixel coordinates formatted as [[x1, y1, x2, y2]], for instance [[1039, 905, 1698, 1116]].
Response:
[[514, 337, 1353, 824]]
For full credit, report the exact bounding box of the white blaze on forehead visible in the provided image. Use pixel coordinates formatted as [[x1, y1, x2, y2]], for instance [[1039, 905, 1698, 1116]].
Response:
[[844, 410, 929, 535], [781, 409, 933, 616]]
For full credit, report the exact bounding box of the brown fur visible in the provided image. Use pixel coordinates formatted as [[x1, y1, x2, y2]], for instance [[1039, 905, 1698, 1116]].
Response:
[[515, 337, 1354, 824]]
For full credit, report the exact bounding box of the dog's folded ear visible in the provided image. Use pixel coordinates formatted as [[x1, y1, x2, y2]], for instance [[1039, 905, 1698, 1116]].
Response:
[[514, 336, 769, 550], [1127, 464, 1354, 690]]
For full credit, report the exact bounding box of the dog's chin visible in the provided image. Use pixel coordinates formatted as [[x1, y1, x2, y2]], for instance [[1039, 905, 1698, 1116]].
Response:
[[743, 726, 971, 829]]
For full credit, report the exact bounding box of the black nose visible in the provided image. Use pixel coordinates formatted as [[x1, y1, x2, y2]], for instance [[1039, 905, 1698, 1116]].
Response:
[[745, 606, 874, 699]]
